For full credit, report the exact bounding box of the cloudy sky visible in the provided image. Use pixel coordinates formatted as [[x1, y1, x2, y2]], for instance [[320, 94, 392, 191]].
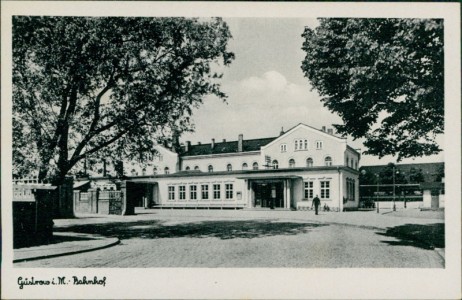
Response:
[[181, 18, 444, 166]]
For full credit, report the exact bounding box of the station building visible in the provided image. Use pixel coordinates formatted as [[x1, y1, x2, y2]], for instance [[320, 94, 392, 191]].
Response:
[[125, 123, 360, 211]]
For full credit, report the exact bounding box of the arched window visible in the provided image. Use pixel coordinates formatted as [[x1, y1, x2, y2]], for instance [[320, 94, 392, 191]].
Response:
[[153, 167, 157, 175], [252, 162, 259, 170], [325, 156, 332, 166], [164, 167, 170, 174], [131, 169, 137, 176], [194, 166, 200, 171], [242, 163, 248, 170], [306, 158, 313, 167], [142, 168, 146, 176], [227, 164, 232, 172], [272, 160, 278, 169], [289, 159, 295, 168], [208, 165, 213, 173], [185, 166, 190, 171]]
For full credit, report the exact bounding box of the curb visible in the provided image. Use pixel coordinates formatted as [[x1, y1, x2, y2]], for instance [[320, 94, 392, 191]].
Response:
[[13, 237, 120, 263]]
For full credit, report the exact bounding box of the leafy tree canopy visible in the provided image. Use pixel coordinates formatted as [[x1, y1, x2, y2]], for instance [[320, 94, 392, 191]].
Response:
[[301, 18, 443, 161], [378, 163, 407, 185], [13, 16, 234, 183]]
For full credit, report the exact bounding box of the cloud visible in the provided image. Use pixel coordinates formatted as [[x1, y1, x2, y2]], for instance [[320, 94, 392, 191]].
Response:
[[182, 70, 343, 143]]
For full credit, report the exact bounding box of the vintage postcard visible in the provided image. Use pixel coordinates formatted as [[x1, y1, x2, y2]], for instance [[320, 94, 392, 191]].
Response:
[[1, 1, 460, 299]]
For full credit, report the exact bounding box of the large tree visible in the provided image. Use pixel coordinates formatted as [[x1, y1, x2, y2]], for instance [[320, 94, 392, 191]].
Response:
[[301, 18, 443, 160], [13, 16, 234, 183]]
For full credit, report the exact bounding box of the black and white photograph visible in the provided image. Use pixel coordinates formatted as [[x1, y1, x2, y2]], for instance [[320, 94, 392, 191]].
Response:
[[1, 1, 461, 299]]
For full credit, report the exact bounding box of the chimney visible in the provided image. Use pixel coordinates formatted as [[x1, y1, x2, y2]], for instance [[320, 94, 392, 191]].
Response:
[[198, 142, 201, 145], [280, 127, 284, 136], [185, 141, 191, 152], [223, 139, 226, 143], [238, 134, 243, 152], [211, 138, 215, 149], [327, 128, 333, 135], [322, 126, 326, 132]]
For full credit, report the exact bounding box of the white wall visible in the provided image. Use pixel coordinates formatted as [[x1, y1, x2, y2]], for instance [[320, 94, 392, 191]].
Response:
[[154, 174, 247, 207], [298, 169, 342, 210], [261, 125, 347, 169], [344, 147, 360, 170]]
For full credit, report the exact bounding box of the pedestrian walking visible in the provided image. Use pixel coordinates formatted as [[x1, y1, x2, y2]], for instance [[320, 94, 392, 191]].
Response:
[[312, 195, 321, 215]]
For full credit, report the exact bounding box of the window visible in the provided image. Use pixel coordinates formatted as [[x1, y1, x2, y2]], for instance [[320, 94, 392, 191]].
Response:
[[355, 161, 358, 170], [242, 163, 248, 170], [213, 184, 221, 200], [325, 156, 332, 166], [179, 185, 186, 200], [142, 168, 146, 176], [168, 186, 175, 200], [347, 178, 356, 201], [194, 166, 200, 171], [201, 185, 209, 200], [153, 167, 157, 175], [227, 164, 232, 172], [295, 140, 298, 150], [280, 144, 287, 152], [252, 162, 258, 170], [304, 181, 314, 199], [190, 185, 197, 200], [304, 139, 308, 150], [316, 141, 323, 150], [320, 181, 330, 199], [185, 166, 190, 171], [208, 165, 213, 173], [289, 159, 295, 168], [164, 167, 169, 174], [306, 158, 313, 167], [225, 184, 233, 199], [272, 160, 278, 169]]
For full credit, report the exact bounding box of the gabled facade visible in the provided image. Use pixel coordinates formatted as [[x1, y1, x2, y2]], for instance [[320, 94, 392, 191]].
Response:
[[124, 123, 360, 211]]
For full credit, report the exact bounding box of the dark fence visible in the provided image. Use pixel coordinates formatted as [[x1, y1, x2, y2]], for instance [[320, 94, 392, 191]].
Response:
[[13, 184, 56, 248]]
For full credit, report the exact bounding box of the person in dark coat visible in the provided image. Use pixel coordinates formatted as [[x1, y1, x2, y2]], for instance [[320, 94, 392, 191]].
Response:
[[312, 195, 321, 215]]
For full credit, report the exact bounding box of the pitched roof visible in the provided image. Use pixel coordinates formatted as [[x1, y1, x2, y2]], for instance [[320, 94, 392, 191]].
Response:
[[180, 137, 277, 157]]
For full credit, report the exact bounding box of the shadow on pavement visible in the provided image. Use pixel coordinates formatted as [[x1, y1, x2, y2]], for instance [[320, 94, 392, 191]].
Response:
[[15, 234, 95, 249], [377, 223, 444, 250], [55, 220, 326, 240]]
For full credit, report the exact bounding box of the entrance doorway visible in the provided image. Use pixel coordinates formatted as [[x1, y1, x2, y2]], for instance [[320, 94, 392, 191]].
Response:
[[253, 182, 284, 208]]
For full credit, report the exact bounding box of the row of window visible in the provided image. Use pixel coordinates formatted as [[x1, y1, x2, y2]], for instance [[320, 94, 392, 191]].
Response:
[[168, 183, 234, 201], [345, 157, 359, 170], [281, 140, 324, 152], [304, 180, 331, 199], [183, 157, 334, 173], [184, 163, 260, 172]]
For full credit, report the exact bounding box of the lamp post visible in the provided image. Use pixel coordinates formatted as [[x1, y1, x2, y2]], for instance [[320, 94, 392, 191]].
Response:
[[392, 166, 398, 212], [375, 174, 380, 213]]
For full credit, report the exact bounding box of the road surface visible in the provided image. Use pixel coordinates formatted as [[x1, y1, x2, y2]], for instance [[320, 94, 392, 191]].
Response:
[[15, 216, 444, 268]]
